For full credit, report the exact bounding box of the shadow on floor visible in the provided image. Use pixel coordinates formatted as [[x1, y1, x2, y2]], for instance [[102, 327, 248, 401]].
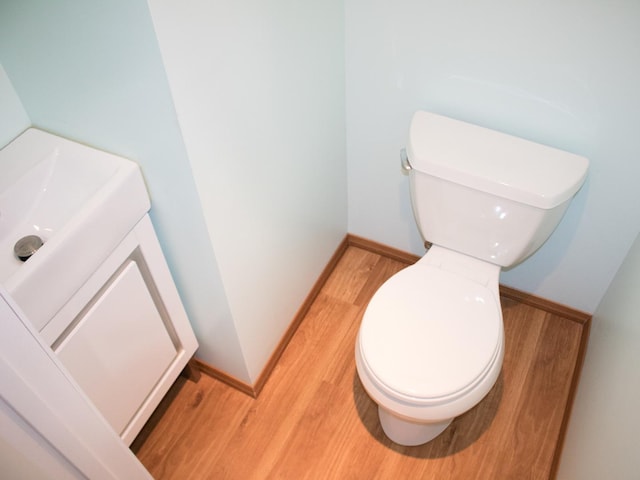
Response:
[[352, 371, 503, 459]]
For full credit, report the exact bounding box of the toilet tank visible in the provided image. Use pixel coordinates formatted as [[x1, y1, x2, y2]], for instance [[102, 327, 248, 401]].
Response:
[[406, 111, 589, 267]]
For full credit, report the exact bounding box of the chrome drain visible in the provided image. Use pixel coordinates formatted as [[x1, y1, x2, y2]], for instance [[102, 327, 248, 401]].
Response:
[[14, 235, 44, 262]]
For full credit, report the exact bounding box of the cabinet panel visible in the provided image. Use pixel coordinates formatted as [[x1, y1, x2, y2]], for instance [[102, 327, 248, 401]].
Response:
[[55, 260, 176, 435]]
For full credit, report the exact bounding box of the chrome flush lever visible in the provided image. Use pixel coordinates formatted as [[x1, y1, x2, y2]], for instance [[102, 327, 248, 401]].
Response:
[[400, 148, 412, 172]]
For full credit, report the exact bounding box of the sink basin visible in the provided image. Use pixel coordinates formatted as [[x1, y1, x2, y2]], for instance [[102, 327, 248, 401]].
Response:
[[0, 129, 150, 330]]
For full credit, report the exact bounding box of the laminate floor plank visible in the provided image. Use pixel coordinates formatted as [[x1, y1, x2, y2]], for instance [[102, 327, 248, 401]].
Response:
[[321, 247, 381, 304], [353, 255, 408, 307], [133, 246, 585, 479]]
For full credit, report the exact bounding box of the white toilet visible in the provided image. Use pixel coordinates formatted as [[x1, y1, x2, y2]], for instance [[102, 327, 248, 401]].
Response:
[[355, 111, 589, 446]]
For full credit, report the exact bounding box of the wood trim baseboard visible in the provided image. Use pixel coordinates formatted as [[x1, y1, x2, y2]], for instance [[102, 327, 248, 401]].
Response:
[[192, 358, 257, 398], [346, 234, 422, 264], [499, 285, 591, 325]]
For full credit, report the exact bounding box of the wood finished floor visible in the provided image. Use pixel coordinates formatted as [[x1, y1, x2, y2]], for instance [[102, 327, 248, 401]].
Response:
[[132, 246, 584, 479]]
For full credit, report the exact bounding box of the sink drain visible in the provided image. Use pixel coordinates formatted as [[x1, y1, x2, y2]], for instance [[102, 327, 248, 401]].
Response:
[[14, 235, 44, 262]]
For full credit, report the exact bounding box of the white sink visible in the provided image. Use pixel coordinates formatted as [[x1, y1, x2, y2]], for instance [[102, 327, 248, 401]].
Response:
[[0, 129, 150, 330]]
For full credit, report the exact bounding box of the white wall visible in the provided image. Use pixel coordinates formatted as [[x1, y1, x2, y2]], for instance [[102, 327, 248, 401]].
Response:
[[345, 0, 640, 313], [557, 232, 640, 479], [0, 63, 29, 146], [0, 1, 249, 381], [148, 0, 347, 382]]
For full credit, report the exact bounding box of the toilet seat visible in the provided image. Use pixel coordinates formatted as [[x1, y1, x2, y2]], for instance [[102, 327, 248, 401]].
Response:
[[358, 263, 502, 405]]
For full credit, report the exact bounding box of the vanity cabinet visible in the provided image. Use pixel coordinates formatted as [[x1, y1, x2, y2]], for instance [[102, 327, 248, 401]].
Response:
[[41, 215, 198, 445], [1, 128, 198, 445]]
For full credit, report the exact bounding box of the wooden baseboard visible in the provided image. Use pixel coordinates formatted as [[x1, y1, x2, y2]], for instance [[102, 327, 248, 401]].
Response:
[[346, 234, 422, 264], [499, 285, 591, 325], [193, 233, 591, 405], [192, 358, 257, 398]]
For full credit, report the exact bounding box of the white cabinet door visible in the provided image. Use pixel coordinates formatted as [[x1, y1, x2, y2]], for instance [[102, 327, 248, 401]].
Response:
[[0, 287, 152, 479], [55, 260, 176, 435]]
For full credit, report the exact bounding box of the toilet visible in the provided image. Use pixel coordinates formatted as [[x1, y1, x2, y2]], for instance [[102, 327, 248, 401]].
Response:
[[355, 111, 589, 446]]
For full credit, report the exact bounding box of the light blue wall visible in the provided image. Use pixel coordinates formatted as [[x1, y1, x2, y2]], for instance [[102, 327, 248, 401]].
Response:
[[345, 0, 640, 312], [0, 63, 29, 146], [0, 0, 249, 379], [557, 232, 640, 478]]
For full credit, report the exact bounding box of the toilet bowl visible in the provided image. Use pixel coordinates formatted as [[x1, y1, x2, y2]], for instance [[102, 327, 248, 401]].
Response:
[[356, 245, 504, 446], [355, 111, 588, 446]]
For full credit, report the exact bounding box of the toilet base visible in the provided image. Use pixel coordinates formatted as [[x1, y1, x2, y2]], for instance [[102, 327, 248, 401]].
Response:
[[378, 406, 452, 446]]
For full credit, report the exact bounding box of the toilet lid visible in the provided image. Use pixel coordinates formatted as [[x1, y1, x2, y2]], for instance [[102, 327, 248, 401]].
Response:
[[359, 264, 501, 401]]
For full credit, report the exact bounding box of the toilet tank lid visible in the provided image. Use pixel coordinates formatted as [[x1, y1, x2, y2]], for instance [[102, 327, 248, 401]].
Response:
[[407, 111, 589, 209]]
